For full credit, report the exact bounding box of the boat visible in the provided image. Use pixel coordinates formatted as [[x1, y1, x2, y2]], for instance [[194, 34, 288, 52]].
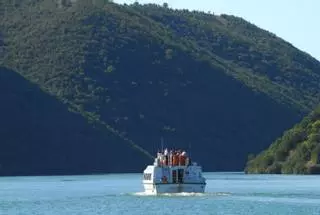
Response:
[[142, 148, 206, 194]]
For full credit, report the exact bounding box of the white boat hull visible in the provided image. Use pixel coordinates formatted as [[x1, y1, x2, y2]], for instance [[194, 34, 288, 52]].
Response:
[[143, 183, 206, 194]]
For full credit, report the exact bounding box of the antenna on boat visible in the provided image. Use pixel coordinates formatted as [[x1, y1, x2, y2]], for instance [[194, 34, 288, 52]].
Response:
[[189, 142, 191, 158], [161, 137, 164, 153]]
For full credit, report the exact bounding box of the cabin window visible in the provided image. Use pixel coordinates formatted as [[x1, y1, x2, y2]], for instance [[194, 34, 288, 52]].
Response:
[[143, 173, 152, 180], [172, 169, 184, 183], [172, 170, 177, 183], [178, 169, 184, 183]]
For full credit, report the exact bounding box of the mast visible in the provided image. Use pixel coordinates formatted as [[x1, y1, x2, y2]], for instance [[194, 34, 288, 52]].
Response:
[[161, 137, 164, 153]]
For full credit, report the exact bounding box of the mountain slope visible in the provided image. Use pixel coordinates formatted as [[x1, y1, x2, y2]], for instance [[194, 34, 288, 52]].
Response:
[[0, 68, 150, 176], [245, 106, 320, 174], [132, 3, 320, 112], [1, 0, 320, 175]]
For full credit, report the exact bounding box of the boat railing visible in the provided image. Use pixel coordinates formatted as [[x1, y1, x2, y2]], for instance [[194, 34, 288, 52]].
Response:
[[155, 149, 192, 167]]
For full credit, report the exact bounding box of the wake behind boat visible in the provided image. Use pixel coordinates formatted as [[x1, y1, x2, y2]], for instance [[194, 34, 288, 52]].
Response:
[[142, 148, 206, 194]]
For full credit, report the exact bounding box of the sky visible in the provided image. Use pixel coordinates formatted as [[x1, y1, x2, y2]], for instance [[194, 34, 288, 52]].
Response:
[[114, 0, 320, 61]]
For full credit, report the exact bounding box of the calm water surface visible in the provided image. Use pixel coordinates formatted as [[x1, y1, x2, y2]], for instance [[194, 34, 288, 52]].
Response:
[[1, 172, 320, 214]]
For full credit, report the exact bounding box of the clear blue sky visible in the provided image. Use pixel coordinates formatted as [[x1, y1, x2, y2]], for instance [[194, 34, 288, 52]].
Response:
[[114, 0, 320, 61]]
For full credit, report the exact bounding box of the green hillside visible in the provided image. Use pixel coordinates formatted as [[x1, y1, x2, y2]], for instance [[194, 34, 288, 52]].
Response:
[[245, 107, 320, 174], [1, 0, 320, 175], [0, 68, 150, 175]]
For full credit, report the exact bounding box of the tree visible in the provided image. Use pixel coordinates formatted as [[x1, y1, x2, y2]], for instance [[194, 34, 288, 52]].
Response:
[[165, 48, 173, 59], [105, 65, 115, 73]]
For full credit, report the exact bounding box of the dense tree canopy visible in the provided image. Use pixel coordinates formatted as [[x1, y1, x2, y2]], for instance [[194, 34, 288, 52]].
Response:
[[1, 0, 320, 175]]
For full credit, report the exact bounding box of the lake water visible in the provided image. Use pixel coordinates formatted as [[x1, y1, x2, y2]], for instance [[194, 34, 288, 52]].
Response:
[[1, 172, 320, 215]]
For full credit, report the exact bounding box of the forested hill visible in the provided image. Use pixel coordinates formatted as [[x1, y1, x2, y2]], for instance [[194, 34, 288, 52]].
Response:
[[1, 0, 320, 175], [245, 106, 320, 174], [0, 68, 150, 175]]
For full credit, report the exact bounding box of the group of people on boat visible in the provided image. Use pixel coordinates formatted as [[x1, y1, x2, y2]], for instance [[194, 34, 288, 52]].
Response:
[[156, 148, 191, 166]]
